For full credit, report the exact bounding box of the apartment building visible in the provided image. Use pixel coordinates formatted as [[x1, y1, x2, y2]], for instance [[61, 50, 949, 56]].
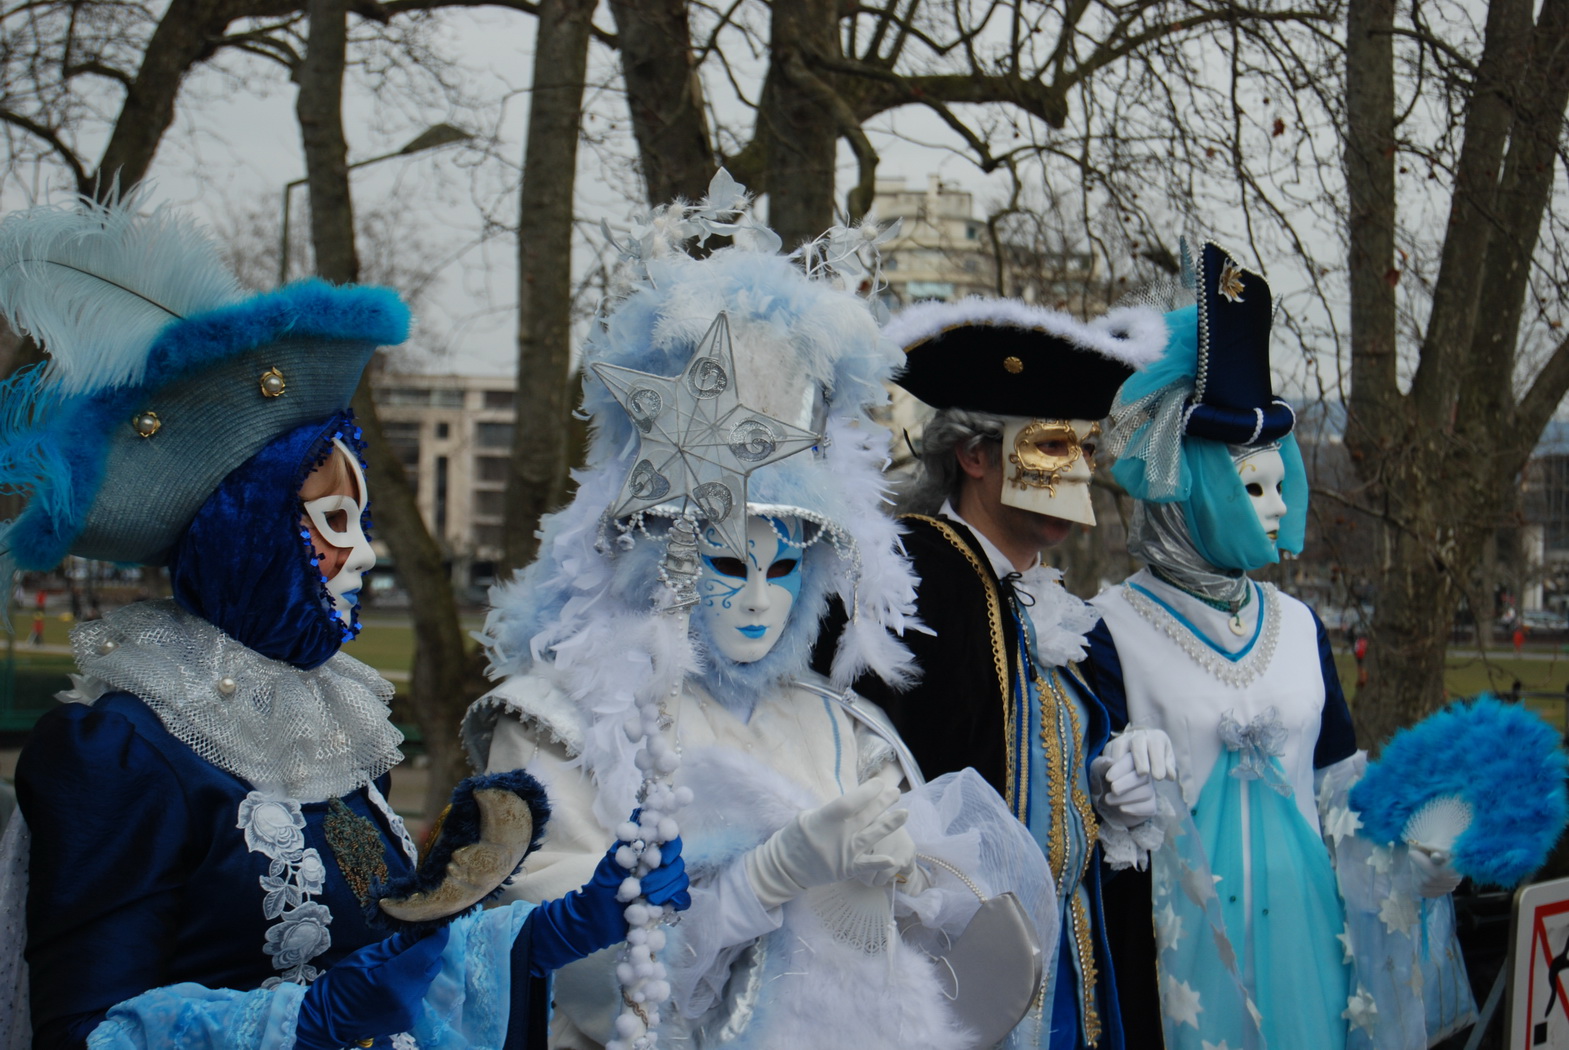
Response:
[[872, 175, 1098, 310], [372, 372, 516, 587]]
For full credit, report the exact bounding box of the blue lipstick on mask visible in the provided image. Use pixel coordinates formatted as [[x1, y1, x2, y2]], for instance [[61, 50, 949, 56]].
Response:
[[738, 625, 768, 639]]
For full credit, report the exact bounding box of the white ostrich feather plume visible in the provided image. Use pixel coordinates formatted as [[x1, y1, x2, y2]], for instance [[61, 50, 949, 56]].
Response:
[[0, 188, 244, 394]]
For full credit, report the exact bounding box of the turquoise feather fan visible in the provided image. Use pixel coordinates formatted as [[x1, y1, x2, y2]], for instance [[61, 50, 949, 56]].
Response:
[[1350, 696, 1568, 888]]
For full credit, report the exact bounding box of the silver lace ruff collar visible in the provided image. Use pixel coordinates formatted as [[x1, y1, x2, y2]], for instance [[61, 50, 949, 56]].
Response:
[[70, 601, 403, 802]]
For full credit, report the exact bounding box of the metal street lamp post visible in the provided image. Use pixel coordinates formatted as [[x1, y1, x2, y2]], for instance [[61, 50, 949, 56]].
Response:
[[278, 122, 471, 286]]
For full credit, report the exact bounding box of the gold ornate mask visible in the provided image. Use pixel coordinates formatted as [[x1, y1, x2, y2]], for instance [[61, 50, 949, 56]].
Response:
[[999, 417, 1101, 525], [1007, 420, 1100, 494]]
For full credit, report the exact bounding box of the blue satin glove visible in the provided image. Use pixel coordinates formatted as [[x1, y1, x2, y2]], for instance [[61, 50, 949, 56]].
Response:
[[525, 833, 691, 977], [295, 927, 451, 1050], [641, 835, 691, 911]]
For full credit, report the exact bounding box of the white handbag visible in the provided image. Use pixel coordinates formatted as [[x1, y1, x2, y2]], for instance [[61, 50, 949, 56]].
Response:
[[917, 854, 1045, 1050]]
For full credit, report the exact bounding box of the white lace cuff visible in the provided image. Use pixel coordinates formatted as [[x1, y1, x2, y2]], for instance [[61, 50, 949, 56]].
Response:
[[1097, 814, 1165, 871]]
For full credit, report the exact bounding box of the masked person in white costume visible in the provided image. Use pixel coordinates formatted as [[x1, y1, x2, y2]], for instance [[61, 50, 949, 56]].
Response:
[[1081, 242, 1471, 1050], [462, 183, 1056, 1050]]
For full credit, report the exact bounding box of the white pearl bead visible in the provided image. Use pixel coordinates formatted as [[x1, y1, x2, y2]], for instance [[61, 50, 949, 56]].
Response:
[[217, 677, 238, 695], [98, 640, 118, 655]]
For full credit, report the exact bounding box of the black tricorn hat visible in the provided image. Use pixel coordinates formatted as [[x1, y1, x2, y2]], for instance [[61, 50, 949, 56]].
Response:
[[1186, 241, 1294, 445], [884, 298, 1167, 419]]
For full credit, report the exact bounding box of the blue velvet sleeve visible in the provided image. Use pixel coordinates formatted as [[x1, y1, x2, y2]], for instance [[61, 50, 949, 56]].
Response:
[[1080, 620, 1130, 732], [17, 699, 193, 1048], [1311, 608, 1357, 768]]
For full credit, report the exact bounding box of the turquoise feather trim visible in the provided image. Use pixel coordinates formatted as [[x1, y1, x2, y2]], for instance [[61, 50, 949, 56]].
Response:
[[0, 194, 410, 576]]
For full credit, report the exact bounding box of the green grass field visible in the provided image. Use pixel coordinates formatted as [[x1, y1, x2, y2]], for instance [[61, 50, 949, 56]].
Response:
[[6, 610, 485, 673], [8, 613, 1569, 733]]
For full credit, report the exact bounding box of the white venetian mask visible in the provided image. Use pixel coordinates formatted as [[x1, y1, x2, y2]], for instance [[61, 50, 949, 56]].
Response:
[[1235, 446, 1288, 543], [302, 439, 376, 621], [697, 514, 804, 664]]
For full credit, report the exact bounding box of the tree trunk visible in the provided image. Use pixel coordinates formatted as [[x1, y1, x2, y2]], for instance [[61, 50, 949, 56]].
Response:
[[90, 0, 235, 197], [351, 380, 482, 826], [1351, 442, 1471, 745], [296, 0, 478, 823], [295, 0, 357, 282], [608, 0, 715, 205], [758, 0, 840, 247], [1343, 0, 1399, 458], [1343, 0, 1569, 748], [500, 0, 595, 573]]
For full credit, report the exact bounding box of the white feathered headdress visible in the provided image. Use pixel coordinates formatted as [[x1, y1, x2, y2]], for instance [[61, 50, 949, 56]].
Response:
[[475, 174, 920, 777]]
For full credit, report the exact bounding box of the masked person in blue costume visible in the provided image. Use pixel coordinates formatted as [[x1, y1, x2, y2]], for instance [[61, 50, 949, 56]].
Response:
[[1081, 242, 1468, 1050], [0, 194, 688, 1050], [818, 297, 1175, 1050]]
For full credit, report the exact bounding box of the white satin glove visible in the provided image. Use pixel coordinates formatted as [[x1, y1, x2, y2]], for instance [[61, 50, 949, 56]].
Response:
[[1104, 726, 1175, 781], [1090, 727, 1176, 829], [745, 780, 911, 910], [1410, 846, 1463, 898]]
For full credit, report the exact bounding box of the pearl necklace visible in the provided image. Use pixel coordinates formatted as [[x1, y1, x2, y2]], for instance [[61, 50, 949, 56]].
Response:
[[1123, 580, 1282, 688]]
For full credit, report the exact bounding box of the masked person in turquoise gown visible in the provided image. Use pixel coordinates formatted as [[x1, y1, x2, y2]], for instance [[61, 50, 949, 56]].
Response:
[[0, 194, 687, 1050], [1081, 242, 1471, 1050]]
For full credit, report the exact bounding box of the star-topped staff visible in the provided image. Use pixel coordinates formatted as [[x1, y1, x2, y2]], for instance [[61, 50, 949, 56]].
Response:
[[592, 311, 821, 561]]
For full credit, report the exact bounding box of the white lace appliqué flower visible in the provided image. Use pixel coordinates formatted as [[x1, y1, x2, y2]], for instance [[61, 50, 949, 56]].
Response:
[[239, 795, 307, 856], [239, 790, 334, 984]]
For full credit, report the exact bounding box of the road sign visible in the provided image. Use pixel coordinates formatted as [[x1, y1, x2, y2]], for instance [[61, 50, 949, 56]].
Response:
[[1510, 877, 1569, 1048]]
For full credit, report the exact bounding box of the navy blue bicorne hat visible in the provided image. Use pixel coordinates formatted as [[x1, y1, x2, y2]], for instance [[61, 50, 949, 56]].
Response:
[[1185, 241, 1294, 445]]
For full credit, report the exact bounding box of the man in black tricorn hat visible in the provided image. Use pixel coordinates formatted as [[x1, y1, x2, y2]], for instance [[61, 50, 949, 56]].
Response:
[[817, 296, 1172, 1049]]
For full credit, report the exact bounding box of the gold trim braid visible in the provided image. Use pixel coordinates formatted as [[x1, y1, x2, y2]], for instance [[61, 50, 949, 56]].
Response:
[[1052, 670, 1102, 1045], [904, 516, 1014, 812]]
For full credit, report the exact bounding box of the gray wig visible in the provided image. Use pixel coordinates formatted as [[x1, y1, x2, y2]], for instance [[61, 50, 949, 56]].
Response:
[[899, 407, 1009, 515]]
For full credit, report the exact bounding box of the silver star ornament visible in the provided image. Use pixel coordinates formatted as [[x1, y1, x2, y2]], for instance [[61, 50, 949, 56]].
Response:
[[592, 312, 822, 556]]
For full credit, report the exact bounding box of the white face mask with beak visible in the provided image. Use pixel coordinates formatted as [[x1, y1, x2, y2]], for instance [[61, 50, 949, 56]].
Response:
[[998, 417, 1101, 526]]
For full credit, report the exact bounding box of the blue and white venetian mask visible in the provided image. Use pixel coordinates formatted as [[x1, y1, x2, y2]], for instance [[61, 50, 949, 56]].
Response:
[[697, 515, 804, 664]]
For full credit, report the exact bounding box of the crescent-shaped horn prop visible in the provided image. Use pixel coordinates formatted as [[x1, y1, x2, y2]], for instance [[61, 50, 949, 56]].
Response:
[[374, 769, 551, 929]]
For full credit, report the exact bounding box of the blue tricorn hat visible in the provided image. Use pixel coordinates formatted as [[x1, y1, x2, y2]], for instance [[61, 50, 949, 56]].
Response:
[[1185, 241, 1294, 445], [0, 193, 408, 573]]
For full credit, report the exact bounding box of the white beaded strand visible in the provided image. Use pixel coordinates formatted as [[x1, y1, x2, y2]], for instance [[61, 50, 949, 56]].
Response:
[[606, 516, 700, 1050]]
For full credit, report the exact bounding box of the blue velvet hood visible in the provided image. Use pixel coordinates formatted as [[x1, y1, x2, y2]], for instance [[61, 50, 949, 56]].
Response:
[[168, 414, 367, 669]]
